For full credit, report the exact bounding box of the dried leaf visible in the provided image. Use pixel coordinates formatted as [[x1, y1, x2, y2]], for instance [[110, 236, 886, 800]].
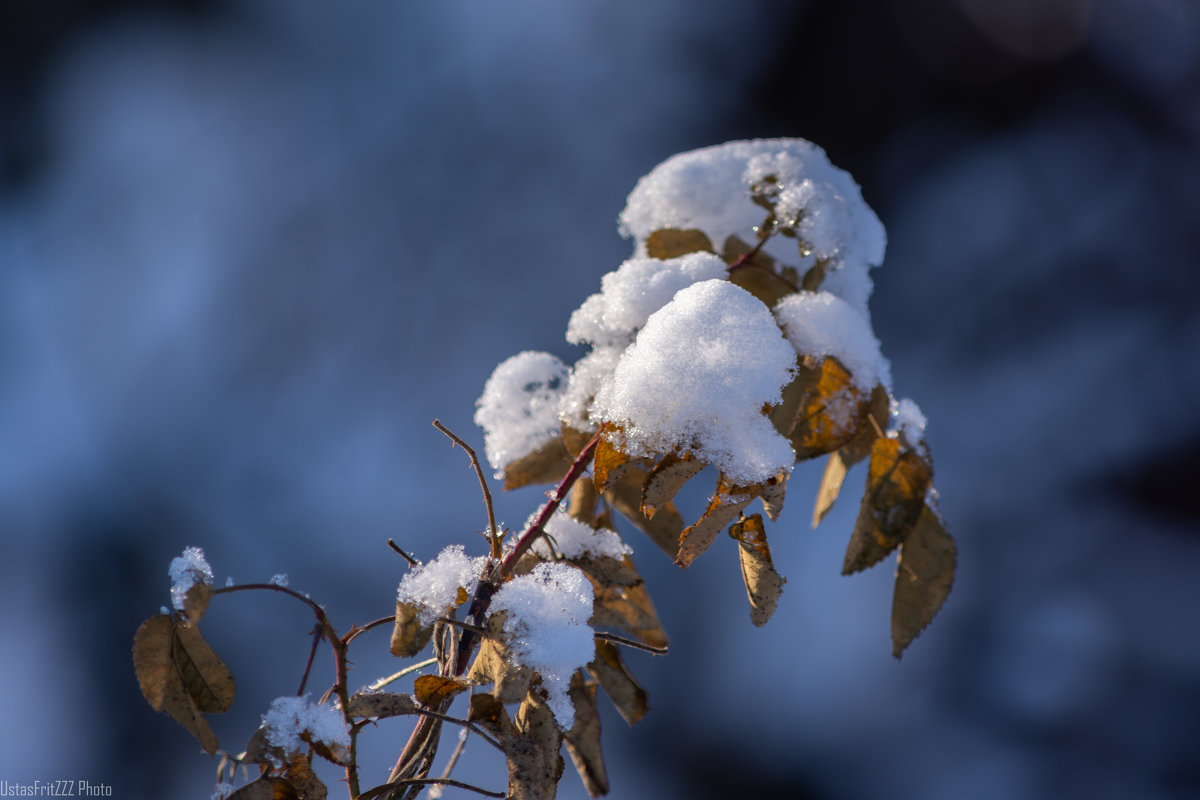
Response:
[[729, 514, 786, 626], [812, 451, 849, 528], [561, 424, 595, 459], [132, 614, 229, 755], [390, 600, 433, 658], [675, 474, 756, 569], [604, 467, 684, 557], [646, 227, 715, 259], [892, 504, 956, 658], [567, 475, 600, 523], [505, 692, 565, 800], [173, 623, 235, 713], [468, 692, 508, 726], [346, 691, 419, 719], [843, 437, 934, 575], [590, 579, 669, 651], [788, 356, 870, 462], [179, 580, 212, 626], [759, 470, 788, 521], [839, 384, 889, 467], [227, 777, 298, 800], [770, 356, 813, 438], [414, 675, 468, 708], [564, 677, 608, 798], [243, 726, 286, 767], [587, 640, 648, 726], [641, 453, 705, 519], [504, 436, 572, 491], [285, 754, 327, 800], [723, 235, 796, 308], [592, 426, 644, 493], [468, 612, 535, 703], [571, 553, 642, 588]]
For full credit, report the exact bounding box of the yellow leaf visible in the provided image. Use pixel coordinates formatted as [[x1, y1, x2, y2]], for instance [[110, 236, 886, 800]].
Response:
[[389, 600, 433, 658], [587, 640, 648, 726], [563, 677, 609, 798], [604, 467, 684, 557], [592, 425, 643, 493], [641, 453, 705, 519], [729, 514, 786, 626], [413, 675, 468, 708], [787, 356, 870, 462], [811, 385, 888, 527], [675, 474, 757, 568], [891, 504, 956, 658], [843, 437, 934, 575], [503, 436, 572, 491], [646, 228, 715, 259]]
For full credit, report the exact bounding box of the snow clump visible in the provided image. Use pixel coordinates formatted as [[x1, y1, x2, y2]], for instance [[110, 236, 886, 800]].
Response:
[[475, 351, 569, 475], [261, 694, 350, 756], [490, 562, 595, 729], [591, 279, 797, 485], [891, 398, 928, 448], [773, 290, 891, 390], [530, 507, 632, 560], [169, 546, 214, 611], [397, 544, 491, 626]]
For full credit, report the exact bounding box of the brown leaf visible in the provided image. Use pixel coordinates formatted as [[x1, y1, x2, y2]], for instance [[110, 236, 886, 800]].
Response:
[[243, 726, 285, 767], [592, 426, 644, 493], [468, 692, 508, 726], [227, 777, 298, 800], [413, 675, 468, 708], [641, 453, 705, 519], [571, 553, 642, 589], [675, 474, 757, 569], [504, 436, 572, 491], [346, 691, 420, 719], [390, 600, 433, 658], [587, 640, 648, 726], [468, 612, 536, 703], [843, 437, 934, 575], [799, 257, 830, 292], [839, 384, 889, 467], [812, 451, 849, 528], [505, 692, 565, 800], [729, 514, 786, 626], [179, 581, 212, 626], [564, 677, 609, 798], [892, 504, 956, 658], [562, 424, 597, 459], [759, 470, 788, 521], [567, 475, 600, 524], [770, 356, 813, 438], [645, 228, 714, 259], [590, 579, 669, 651], [285, 754, 327, 800], [788, 356, 870, 462], [604, 467, 684, 557], [172, 622, 235, 713], [132, 614, 220, 755], [723, 235, 796, 308]]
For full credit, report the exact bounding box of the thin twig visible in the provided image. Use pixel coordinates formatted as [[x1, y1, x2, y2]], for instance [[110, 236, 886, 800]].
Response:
[[387, 539, 419, 567], [410, 709, 502, 752], [342, 615, 397, 647], [594, 631, 670, 656], [436, 617, 487, 637], [433, 419, 501, 560], [297, 624, 323, 695], [367, 658, 439, 692], [434, 725, 471, 795]]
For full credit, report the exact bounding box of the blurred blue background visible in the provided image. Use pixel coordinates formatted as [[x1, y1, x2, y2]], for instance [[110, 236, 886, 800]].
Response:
[[2, 1, 1198, 798]]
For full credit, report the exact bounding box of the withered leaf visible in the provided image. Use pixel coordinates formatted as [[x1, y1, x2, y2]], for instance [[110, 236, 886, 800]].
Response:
[[243, 726, 285, 767], [133, 614, 221, 754], [346, 691, 419, 719], [227, 777, 298, 800], [571, 553, 642, 589], [567, 475, 600, 524], [604, 467, 684, 557], [413, 675, 468, 708], [723, 235, 796, 308], [590, 579, 669, 651], [812, 451, 849, 528], [587, 641, 648, 726], [843, 437, 934, 575], [172, 622, 235, 714], [468, 612, 535, 703], [468, 692, 508, 727], [812, 385, 888, 527], [564, 677, 608, 798], [788, 356, 870, 462], [646, 228, 715, 259], [504, 436, 572, 491], [675, 474, 757, 569], [179, 580, 212, 626], [285, 754, 327, 800], [505, 692, 565, 800], [562, 424, 596, 459], [892, 504, 956, 659], [760, 470, 788, 521], [592, 426, 644, 493], [641, 453, 705, 519], [729, 514, 786, 626], [800, 257, 830, 292], [771, 356, 813, 438], [390, 600, 433, 658]]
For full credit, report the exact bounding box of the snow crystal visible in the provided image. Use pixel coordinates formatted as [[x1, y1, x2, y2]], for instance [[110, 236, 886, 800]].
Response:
[[773, 291, 891, 390], [168, 546, 214, 611], [591, 279, 796, 485], [475, 351, 569, 474], [224, 577, 234, 587], [490, 562, 594, 729], [558, 345, 623, 433], [530, 508, 632, 560], [619, 139, 886, 315], [210, 784, 234, 800], [892, 398, 928, 448], [566, 252, 728, 347], [396, 544, 490, 626], [269, 573, 289, 587], [261, 694, 350, 756]]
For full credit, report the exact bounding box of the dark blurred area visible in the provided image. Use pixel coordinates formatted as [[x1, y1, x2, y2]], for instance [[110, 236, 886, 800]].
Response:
[[2, 1, 1198, 798]]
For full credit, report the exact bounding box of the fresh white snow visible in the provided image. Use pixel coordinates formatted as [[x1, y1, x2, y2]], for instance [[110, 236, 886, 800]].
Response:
[[475, 351, 569, 474], [261, 694, 350, 756], [168, 546, 213, 612], [773, 290, 891, 390], [396, 544, 490, 626], [531, 507, 632, 560]]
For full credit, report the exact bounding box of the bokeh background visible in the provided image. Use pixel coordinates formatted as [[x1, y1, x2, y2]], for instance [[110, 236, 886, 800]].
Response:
[[2, 1, 1198, 798]]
